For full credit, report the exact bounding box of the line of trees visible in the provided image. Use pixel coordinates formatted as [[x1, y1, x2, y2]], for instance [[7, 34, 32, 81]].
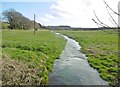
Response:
[[2, 8, 43, 30]]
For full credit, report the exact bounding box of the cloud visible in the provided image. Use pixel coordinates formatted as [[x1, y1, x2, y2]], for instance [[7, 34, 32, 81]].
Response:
[[38, 0, 119, 27], [45, 13, 58, 19], [50, 0, 90, 18]]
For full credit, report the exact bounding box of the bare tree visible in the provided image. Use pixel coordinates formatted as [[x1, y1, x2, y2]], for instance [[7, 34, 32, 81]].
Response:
[[92, 0, 119, 28]]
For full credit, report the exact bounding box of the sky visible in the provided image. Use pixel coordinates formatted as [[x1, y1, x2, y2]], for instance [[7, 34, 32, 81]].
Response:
[[1, 0, 119, 28]]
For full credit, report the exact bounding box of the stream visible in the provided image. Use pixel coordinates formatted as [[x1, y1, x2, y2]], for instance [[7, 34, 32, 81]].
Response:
[[48, 32, 108, 85]]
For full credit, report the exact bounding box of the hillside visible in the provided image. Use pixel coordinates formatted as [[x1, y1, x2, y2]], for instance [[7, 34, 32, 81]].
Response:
[[2, 9, 43, 30]]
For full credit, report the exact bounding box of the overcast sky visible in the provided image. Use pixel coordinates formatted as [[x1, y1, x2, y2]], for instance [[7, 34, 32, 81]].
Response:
[[1, 0, 119, 28]]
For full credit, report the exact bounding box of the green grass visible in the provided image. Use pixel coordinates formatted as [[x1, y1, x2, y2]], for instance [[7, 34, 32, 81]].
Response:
[[57, 29, 119, 86], [2, 30, 66, 85]]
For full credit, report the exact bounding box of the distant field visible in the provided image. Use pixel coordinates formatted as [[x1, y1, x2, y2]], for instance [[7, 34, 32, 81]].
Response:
[[2, 30, 66, 85], [57, 29, 119, 86]]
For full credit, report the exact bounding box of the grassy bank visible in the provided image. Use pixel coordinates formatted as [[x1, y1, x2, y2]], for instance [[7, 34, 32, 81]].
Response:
[[57, 29, 119, 86], [2, 30, 66, 85]]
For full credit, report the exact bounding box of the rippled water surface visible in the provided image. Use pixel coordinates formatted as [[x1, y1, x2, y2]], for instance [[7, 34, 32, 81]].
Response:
[[48, 32, 108, 85]]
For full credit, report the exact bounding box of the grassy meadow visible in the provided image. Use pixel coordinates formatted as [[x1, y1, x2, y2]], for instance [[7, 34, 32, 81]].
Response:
[[57, 29, 119, 86], [2, 30, 66, 85]]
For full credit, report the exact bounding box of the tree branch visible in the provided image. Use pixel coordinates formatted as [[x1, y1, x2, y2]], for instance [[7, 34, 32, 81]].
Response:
[[93, 10, 110, 27], [103, 0, 120, 16], [108, 18, 116, 27], [92, 18, 108, 28], [106, 6, 119, 27]]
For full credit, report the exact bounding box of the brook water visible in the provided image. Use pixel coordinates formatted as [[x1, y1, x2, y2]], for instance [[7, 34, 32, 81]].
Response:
[[48, 32, 108, 85]]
